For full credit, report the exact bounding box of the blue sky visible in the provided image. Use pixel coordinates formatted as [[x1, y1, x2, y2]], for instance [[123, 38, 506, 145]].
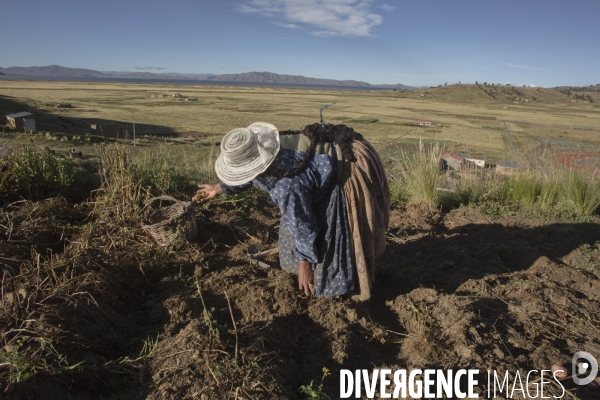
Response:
[[1, 0, 599, 87]]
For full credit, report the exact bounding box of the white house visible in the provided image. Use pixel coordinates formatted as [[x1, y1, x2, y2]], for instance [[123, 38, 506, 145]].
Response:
[[465, 156, 486, 167]]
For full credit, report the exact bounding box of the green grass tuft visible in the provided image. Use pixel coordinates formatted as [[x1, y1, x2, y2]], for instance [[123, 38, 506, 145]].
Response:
[[559, 171, 600, 215], [388, 142, 442, 210], [507, 174, 541, 206], [0, 145, 78, 199]]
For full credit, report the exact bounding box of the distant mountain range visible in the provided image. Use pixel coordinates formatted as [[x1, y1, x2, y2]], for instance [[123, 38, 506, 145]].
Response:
[[0, 65, 416, 89], [0, 65, 101, 77]]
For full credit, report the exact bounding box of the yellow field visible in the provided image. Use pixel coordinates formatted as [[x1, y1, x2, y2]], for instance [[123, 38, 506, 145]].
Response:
[[1, 80, 600, 162]]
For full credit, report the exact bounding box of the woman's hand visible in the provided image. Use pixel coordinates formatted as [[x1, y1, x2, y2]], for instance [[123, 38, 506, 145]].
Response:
[[298, 261, 314, 296], [193, 183, 223, 203]]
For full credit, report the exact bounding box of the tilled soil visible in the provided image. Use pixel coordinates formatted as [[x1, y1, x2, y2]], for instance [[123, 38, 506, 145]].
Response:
[[1, 198, 600, 399]]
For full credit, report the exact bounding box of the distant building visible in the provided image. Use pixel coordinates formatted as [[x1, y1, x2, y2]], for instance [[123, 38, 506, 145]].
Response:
[[23, 119, 36, 132], [5, 112, 35, 131], [173, 93, 184, 98], [55, 103, 71, 108], [91, 124, 122, 138], [419, 119, 432, 126], [440, 152, 485, 170], [496, 161, 519, 175], [465, 155, 486, 168], [440, 152, 465, 170]]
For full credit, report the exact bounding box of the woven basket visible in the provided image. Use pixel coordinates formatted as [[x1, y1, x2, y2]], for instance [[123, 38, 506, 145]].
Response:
[[141, 196, 197, 247]]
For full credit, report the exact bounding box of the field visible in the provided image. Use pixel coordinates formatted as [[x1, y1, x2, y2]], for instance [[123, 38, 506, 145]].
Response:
[[2, 80, 600, 161], [1, 80, 600, 399]]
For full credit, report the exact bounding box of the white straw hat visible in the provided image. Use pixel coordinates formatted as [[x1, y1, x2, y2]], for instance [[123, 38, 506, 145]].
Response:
[[215, 122, 280, 186]]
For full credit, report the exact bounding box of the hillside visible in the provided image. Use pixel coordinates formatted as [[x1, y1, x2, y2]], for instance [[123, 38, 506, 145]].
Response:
[[0, 64, 415, 89], [411, 83, 590, 105], [208, 71, 370, 86], [555, 84, 600, 92], [206, 71, 415, 89], [0, 65, 103, 77]]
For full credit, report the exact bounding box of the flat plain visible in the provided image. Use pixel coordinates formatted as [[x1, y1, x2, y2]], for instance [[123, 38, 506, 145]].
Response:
[[2, 79, 600, 163]]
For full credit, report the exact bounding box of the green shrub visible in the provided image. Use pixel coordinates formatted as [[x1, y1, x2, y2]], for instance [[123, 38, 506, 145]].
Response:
[[300, 367, 331, 400], [538, 176, 560, 209], [578, 241, 600, 273], [507, 174, 541, 206], [388, 143, 442, 210], [0, 145, 77, 198], [131, 154, 195, 197], [559, 171, 600, 215], [455, 177, 508, 206]]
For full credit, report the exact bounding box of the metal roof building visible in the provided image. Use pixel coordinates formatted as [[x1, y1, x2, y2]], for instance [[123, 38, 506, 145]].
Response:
[[440, 152, 465, 170], [5, 112, 35, 131]]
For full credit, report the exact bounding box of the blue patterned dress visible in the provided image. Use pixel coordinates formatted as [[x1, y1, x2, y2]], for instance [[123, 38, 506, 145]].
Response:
[[220, 148, 354, 297]]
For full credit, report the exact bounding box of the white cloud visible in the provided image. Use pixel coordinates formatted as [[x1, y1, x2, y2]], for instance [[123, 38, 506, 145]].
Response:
[[504, 63, 547, 71], [380, 3, 394, 12], [134, 66, 165, 70], [274, 22, 299, 29], [238, 0, 383, 37]]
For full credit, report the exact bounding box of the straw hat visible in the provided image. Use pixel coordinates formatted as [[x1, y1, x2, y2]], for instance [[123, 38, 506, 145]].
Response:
[[215, 122, 280, 186]]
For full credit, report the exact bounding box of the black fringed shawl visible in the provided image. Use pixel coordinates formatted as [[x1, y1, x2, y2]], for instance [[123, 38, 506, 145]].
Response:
[[266, 123, 363, 178]]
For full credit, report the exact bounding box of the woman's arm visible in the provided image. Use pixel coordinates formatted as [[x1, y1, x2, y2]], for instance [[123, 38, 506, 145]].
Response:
[[194, 181, 253, 203], [219, 181, 253, 195], [276, 184, 319, 296]]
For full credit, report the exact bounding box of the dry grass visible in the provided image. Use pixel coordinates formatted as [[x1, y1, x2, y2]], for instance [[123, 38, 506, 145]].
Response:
[[2, 80, 600, 164], [387, 140, 444, 210]]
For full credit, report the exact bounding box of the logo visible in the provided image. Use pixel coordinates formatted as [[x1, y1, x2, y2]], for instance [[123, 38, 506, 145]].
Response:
[[572, 351, 598, 386]]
